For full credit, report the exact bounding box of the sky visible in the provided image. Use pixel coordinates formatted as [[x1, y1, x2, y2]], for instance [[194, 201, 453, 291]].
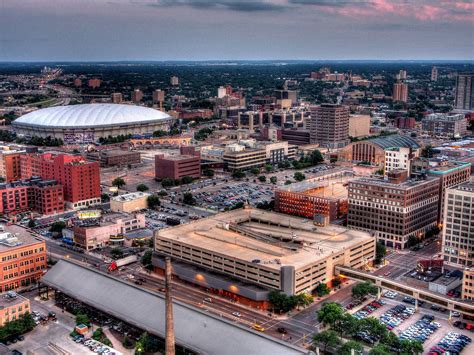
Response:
[[1, 0, 473, 61]]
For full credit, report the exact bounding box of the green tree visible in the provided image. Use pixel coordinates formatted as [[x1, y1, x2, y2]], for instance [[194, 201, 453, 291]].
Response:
[[141, 250, 153, 270], [101, 193, 110, 202], [110, 248, 124, 259], [369, 344, 391, 355], [380, 331, 400, 349], [147, 195, 161, 209], [352, 281, 377, 299], [293, 172, 306, 181], [333, 313, 359, 339], [265, 164, 274, 173], [181, 176, 195, 185], [112, 177, 126, 189], [231, 170, 246, 179], [75, 313, 90, 326], [136, 332, 160, 353], [358, 317, 387, 339], [268, 290, 298, 313], [312, 330, 341, 353], [183, 192, 196, 205], [28, 219, 36, 228], [157, 190, 168, 197], [284, 180, 292, 185], [161, 178, 174, 187], [270, 176, 277, 184], [317, 302, 344, 329], [310, 149, 324, 165], [250, 167, 261, 175], [258, 175, 266, 182], [50, 221, 66, 234], [122, 335, 135, 349], [421, 144, 434, 158], [315, 283, 330, 297], [202, 168, 214, 177], [136, 184, 149, 192], [339, 340, 363, 355], [375, 242, 387, 264], [400, 339, 423, 355]]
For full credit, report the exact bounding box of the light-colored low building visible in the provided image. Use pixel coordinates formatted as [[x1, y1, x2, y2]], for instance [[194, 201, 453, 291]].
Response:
[[349, 114, 371, 138], [111, 192, 150, 213], [154, 208, 375, 300], [0, 292, 31, 326]]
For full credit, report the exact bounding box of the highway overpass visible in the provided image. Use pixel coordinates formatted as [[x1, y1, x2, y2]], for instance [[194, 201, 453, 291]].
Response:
[[335, 265, 474, 319]]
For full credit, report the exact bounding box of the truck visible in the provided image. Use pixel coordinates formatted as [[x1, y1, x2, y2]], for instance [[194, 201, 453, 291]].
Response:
[[108, 254, 138, 272]]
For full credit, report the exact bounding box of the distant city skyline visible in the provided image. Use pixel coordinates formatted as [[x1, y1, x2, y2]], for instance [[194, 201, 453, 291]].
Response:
[[1, 0, 473, 62]]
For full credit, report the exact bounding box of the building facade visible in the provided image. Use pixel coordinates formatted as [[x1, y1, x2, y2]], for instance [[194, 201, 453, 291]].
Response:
[[111, 192, 150, 213], [421, 113, 467, 138], [455, 73, 473, 110], [348, 172, 440, 249], [0, 151, 23, 182], [0, 226, 47, 292], [0, 293, 31, 326], [155, 154, 201, 180], [309, 104, 349, 149], [393, 82, 408, 102], [348, 115, 371, 138], [442, 181, 474, 267], [86, 150, 141, 167], [223, 149, 266, 171]]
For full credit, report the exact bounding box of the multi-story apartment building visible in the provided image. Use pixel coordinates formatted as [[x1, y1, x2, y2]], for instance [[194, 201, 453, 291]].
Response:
[[131, 89, 143, 103], [431, 66, 438, 82], [0, 225, 47, 292], [455, 73, 473, 110], [0, 150, 23, 182], [309, 104, 350, 149], [20, 153, 100, 209], [421, 113, 467, 138], [442, 180, 474, 267], [393, 82, 408, 102], [348, 171, 440, 249], [155, 154, 201, 180], [384, 146, 420, 173], [348, 115, 370, 138], [275, 170, 352, 223], [0, 292, 31, 326], [411, 158, 471, 223], [462, 269, 474, 301], [0, 178, 64, 216], [111, 93, 123, 104]]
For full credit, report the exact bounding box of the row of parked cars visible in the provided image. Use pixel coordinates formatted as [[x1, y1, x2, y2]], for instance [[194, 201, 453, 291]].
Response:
[[353, 300, 385, 320], [429, 332, 472, 355], [399, 315, 441, 343], [379, 304, 415, 330], [453, 321, 474, 331], [70, 334, 117, 354]]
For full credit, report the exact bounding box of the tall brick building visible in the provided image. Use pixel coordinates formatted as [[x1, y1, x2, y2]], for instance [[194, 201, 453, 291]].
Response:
[[21, 153, 100, 209], [309, 104, 349, 149], [155, 154, 200, 180]]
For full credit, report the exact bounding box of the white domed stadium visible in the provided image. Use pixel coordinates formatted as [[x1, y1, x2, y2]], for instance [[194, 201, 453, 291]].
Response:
[[12, 104, 174, 144]]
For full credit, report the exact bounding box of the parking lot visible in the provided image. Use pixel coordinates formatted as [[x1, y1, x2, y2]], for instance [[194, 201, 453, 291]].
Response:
[[192, 182, 274, 211], [348, 291, 474, 354]]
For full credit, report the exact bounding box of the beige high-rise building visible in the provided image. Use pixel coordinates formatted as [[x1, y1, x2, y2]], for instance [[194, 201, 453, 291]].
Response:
[[393, 82, 408, 102], [170, 76, 179, 86], [431, 66, 438, 82], [454, 73, 474, 110], [309, 104, 349, 149], [396, 69, 407, 80], [442, 180, 474, 268], [111, 93, 123, 104], [348, 114, 370, 138], [153, 89, 165, 104], [131, 89, 143, 103]]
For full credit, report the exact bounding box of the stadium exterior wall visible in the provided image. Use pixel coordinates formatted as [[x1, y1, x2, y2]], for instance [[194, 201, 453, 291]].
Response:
[[13, 119, 174, 144]]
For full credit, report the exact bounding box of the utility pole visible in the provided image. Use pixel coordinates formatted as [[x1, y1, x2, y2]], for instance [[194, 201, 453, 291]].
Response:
[[165, 257, 175, 355]]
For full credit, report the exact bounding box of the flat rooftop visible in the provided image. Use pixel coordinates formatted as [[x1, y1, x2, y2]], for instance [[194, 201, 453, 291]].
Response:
[[277, 172, 352, 200], [156, 208, 373, 270], [0, 224, 44, 253], [111, 191, 150, 202], [157, 154, 197, 161], [351, 176, 439, 190], [101, 149, 139, 157], [0, 292, 28, 309]]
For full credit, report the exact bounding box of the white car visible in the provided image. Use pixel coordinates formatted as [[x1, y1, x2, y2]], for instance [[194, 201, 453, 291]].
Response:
[[232, 312, 242, 317]]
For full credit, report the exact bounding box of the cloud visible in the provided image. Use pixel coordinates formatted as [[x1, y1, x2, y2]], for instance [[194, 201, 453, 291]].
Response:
[[147, 0, 289, 12]]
